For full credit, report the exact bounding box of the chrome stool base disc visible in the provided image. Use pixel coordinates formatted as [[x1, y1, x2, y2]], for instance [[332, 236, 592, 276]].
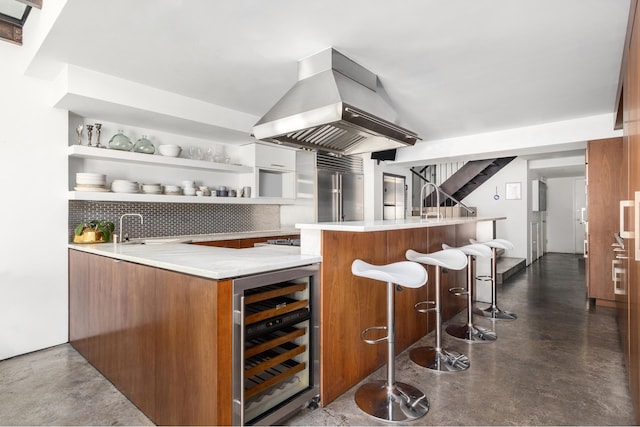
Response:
[[409, 346, 470, 371], [354, 380, 429, 422], [446, 323, 497, 343], [475, 305, 517, 320]]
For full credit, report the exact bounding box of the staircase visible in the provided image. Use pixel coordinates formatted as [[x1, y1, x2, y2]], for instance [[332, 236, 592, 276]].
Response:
[[413, 157, 516, 207]]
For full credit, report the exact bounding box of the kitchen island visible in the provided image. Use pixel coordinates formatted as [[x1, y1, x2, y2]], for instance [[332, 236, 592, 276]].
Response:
[[68, 232, 320, 426], [68, 217, 503, 424], [296, 216, 503, 405]]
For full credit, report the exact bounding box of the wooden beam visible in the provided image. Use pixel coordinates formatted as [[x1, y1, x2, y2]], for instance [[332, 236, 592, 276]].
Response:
[[17, 0, 41, 9], [0, 19, 22, 45]]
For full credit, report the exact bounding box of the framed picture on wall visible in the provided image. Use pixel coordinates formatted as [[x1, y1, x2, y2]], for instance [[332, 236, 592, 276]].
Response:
[[505, 182, 522, 200]]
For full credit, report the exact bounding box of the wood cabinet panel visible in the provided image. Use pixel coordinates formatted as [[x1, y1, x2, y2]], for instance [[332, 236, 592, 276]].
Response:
[[621, 1, 640, 421], [108, 260, 157, 418], [69, 250, 232, 426], [386, 228, 430, 353], [69, 251, 157, 416], [319, 230, 388, 406], [587, 137, 623, 302], [626, 3, 640, 420], [319, 224, 469, 405], [68, 250, 91, 357], [155, 270, 231, 426]]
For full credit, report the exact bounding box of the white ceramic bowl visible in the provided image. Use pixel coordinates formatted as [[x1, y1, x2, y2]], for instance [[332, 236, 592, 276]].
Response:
[[183, 187, 196, 196], [76, 173, 106, 185], [158, 144, 182, 157]]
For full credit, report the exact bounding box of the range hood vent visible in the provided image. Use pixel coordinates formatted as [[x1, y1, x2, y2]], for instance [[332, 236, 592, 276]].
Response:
[[252, 48, 420, 156]]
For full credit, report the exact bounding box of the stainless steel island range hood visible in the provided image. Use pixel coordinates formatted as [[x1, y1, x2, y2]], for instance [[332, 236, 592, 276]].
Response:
[[252, 48, 420, 156]]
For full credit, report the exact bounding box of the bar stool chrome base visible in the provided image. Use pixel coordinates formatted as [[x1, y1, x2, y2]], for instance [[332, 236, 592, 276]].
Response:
[[355, 381, 430, 422], [445, 323, 497, 343], [409, 346, 470, 372], [475, 305, 517, 320]]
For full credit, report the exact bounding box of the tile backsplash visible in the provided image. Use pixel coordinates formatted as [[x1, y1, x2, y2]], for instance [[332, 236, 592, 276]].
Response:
[[69, 201, 280, 242]]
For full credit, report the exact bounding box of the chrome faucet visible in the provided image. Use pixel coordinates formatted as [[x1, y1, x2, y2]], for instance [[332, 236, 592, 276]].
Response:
[[119, 213, 144, 243], [419, 182, 441, 220]]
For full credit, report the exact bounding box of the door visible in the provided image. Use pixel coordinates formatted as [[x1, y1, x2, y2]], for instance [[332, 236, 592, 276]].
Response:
[[383, 173, 406, 220], [340, 173, 364, 221], [317, 169, 338, 222], [574, 178, 587, 254]]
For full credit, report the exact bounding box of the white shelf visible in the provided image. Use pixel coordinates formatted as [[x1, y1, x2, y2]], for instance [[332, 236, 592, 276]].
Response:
[[68, 145, 253, 173], [68, 191, 295, 205]]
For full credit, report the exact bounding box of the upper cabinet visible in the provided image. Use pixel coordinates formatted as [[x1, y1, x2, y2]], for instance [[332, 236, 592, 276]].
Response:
[[254, 144, 296, 171]]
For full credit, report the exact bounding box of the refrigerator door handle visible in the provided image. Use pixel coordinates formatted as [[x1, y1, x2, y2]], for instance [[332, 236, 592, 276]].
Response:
[[332, 173, 340, 222], [338, 173, 343, 221]]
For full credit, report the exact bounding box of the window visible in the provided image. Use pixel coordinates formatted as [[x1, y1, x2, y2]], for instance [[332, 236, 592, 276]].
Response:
[[0, 0, 42, 45]]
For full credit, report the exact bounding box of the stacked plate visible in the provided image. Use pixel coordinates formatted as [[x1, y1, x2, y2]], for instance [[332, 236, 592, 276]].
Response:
[[75, 173, 108, 192], [142, 183, 162, 194], [111, 179, 139, 193], [164, 185, 182, 195]]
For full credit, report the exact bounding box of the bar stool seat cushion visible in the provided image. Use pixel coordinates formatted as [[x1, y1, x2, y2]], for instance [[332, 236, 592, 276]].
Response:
[[405, 248, 467, 271], [443, 243, 493, 258], [470, 238, 514, 250], [351, 259, 427, 289]]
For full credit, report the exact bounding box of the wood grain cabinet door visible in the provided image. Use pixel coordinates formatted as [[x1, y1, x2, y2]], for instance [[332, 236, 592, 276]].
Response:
[[586, 138, 623, 302]]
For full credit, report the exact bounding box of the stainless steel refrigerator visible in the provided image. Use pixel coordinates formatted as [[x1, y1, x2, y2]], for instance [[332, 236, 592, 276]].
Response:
[[317, 153, 364, 222], [383, 173, 406, 220]]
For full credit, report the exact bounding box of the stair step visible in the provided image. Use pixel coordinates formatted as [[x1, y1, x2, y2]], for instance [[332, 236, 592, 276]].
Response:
[[496, 257, 526, 284]]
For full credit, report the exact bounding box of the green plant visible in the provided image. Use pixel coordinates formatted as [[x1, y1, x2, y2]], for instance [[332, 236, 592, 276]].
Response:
[[74, 220, 115, 243]]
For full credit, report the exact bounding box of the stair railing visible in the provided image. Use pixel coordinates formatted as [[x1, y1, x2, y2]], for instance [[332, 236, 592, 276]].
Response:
[[410, 168, 476, 216]]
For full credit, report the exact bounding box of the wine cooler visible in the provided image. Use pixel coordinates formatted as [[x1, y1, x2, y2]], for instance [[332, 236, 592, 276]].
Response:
[[232, 264, 320, 425]]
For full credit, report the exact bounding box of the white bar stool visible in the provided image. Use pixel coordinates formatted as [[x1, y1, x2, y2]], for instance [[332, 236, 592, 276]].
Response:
[[405, 248, 470, 372], [470, 238, 517, 320], [442, 243, 497, 343], [351, 259, 430, 422]]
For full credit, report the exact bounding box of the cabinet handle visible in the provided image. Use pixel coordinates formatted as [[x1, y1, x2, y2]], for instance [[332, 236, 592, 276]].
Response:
[[612, 259, 621, 282], [620, 200, 634, 238], [270, 163, 286, 168], [636, 192, 640, 261], [584, 240, 588, 258]]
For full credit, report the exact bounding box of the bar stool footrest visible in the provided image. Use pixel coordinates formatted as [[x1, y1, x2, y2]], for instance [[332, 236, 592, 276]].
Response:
[[360, 326, 389, 344], [475, 275, 492, 282], [448, 287, 468, 296], [414, 300, 437, 313]]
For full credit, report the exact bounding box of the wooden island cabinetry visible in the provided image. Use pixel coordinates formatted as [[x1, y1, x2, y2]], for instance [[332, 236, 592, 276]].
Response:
[[304, 220, 480, 405], [69, 250, 233, 425]]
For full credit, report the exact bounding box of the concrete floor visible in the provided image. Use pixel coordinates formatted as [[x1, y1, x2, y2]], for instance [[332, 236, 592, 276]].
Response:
[[0, 253, 634, 425]]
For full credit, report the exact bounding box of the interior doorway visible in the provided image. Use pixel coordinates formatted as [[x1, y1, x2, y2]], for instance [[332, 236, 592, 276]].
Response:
[[545, 177, 585, 253], [573, 178, 587, 254]]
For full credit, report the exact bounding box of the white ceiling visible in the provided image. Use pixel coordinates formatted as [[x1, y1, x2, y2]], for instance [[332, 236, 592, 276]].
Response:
[[30, 0, 630, 168]]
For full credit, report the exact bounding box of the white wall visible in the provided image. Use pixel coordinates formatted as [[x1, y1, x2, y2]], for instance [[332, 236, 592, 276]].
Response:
[[461, 158, 529, 263], [0, 32, 69, 359], [545, 177, 582, 253]]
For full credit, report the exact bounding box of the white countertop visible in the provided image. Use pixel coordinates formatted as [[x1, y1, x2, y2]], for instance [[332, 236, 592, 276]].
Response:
[[295, 216, 505, 232], [68, 230, 319, 280]]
